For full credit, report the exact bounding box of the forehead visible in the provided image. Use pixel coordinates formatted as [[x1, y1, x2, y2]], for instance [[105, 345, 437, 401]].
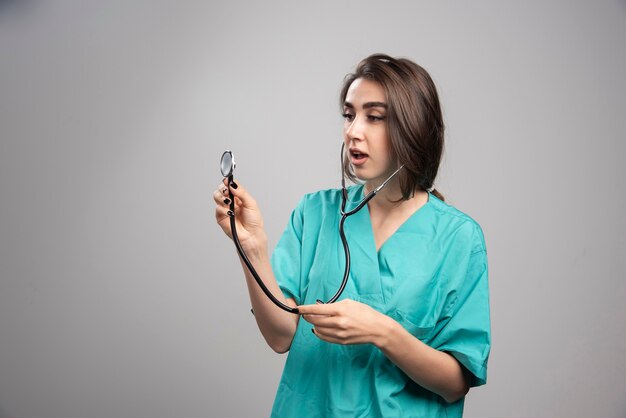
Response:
[[345, 78, 386, 104]]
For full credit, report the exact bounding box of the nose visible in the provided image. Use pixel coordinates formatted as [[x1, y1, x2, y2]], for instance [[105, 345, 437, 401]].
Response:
[[344, 115, 365, 143]]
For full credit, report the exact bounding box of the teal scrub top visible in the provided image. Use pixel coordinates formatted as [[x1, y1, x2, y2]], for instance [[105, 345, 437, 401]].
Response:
[[270, 184, 491, 418]]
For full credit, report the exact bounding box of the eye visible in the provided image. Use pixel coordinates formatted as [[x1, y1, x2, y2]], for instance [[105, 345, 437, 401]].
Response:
[[342, 112, 355, 122], [367, 115, 385, 122]]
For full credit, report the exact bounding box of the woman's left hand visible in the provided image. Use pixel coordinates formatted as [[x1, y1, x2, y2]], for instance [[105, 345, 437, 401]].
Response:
[[298, 299, 393, 347]]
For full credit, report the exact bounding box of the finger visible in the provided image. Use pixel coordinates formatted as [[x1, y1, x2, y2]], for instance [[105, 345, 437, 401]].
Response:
[[215, 205, 233, 222], [298, 303, 340, 316], [213, 189, 233, 206], [311, 326, 344, 344], [222, 179, 256, 209], [213, 195, 237, 218], [216, 182, 230, 197], [302, 314, 339, 328]]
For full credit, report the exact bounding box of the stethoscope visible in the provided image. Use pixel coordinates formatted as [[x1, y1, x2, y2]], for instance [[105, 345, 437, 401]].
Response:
[[220, 144, 403, 314]]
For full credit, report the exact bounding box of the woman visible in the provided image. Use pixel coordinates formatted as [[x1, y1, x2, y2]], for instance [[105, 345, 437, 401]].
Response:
[[214, 54, 490, 417]]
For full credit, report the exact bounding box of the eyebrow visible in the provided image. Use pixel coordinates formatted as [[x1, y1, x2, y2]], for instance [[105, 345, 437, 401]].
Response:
[[343, 101, 388, 110]]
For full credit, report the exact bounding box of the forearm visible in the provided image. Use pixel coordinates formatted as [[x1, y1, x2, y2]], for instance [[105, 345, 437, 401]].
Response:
[[237, 235, 299, 353], [374, 317, 469, 403]]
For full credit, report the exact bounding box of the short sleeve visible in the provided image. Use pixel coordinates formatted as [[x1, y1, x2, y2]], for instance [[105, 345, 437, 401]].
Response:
[[430, 225, 491, 387], [270, 196, 306, 305]]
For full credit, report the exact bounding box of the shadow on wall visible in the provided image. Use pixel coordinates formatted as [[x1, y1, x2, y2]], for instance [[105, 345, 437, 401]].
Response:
[[0, 0, 35, 13]]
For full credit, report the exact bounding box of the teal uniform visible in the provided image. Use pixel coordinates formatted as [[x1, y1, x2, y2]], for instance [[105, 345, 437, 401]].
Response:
[[270, 184, 491, 417]]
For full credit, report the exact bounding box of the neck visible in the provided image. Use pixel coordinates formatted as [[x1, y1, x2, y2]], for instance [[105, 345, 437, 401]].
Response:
[[364, 178, 403, 209], [362, 165, 403, 199], [364, 179, 428, 212]]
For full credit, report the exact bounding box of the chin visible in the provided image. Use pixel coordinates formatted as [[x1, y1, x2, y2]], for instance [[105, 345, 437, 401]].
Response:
[[354, 168, 385, 183], [352, 170, 370, 183]]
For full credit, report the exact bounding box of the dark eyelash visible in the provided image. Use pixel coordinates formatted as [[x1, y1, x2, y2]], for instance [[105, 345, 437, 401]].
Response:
[[342, 113, 354, 120]]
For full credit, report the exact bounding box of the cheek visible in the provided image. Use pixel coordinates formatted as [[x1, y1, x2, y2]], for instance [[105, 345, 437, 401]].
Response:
[[375, 132, 392, 156]]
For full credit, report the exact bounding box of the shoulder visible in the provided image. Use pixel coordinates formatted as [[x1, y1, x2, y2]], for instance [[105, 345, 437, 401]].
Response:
[[427, 193, 487, 254], [296, 186, 358, 212], [286, 187, 344, 228], [300, 187, 344, 205]]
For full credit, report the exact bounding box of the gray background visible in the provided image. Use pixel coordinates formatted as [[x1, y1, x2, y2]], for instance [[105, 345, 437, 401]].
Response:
[[1, 1, 625, 417]]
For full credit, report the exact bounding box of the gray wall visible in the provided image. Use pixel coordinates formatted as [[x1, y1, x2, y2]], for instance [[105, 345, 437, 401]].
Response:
[[1, 1, 625, 417]]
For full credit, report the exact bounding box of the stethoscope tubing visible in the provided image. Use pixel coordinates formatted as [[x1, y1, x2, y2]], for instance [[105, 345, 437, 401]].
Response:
[[227, 174, 300, 314], [325, 187, 376, 304], [225, 146, 403, 314], [226, 175, 372, 312]]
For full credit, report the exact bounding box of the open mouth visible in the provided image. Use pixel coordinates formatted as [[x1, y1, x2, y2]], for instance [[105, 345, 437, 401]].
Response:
[[350, 150, 369, 165]]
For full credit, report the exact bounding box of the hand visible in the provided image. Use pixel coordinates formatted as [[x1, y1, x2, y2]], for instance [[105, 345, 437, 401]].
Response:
[[298, 299, 393, 347], [213, 179, 267, 250]]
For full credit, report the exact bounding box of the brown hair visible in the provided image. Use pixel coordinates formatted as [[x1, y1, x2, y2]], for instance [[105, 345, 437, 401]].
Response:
[[340, 53, 445, 202]]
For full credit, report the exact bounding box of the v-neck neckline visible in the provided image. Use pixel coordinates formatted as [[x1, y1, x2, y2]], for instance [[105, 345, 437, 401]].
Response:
[[352, 184, 432, 255]]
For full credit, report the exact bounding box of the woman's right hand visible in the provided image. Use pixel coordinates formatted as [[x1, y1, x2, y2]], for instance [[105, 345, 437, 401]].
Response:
[[213, 179, 267, 251]]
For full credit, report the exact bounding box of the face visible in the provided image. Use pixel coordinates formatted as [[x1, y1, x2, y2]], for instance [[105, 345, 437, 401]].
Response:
[[342, 78, 394, 185]]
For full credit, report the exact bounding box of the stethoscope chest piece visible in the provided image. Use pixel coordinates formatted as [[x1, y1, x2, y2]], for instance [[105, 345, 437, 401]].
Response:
[[220, 150, 236, 178]]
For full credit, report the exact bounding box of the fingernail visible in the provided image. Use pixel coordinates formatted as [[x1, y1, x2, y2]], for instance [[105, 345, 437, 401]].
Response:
[[316, 299, 324, 304], [227, 210, 234, 217], [230, 181, 238, 189], [223, 198, 231, 204], [311, 328, 315, 334]]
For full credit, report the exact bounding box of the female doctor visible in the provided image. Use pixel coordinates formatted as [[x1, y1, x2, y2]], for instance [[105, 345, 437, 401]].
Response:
[[213, 54, 490, 417]]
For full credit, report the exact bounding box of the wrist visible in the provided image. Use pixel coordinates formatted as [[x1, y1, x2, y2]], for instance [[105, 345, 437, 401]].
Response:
[[240, 232, 269, 260], [372, 313, 402, 350]]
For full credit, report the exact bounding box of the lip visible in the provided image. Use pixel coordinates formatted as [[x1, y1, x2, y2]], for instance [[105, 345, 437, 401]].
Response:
[[349, 148, 369, 166], [349, 147, 368, 157]]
